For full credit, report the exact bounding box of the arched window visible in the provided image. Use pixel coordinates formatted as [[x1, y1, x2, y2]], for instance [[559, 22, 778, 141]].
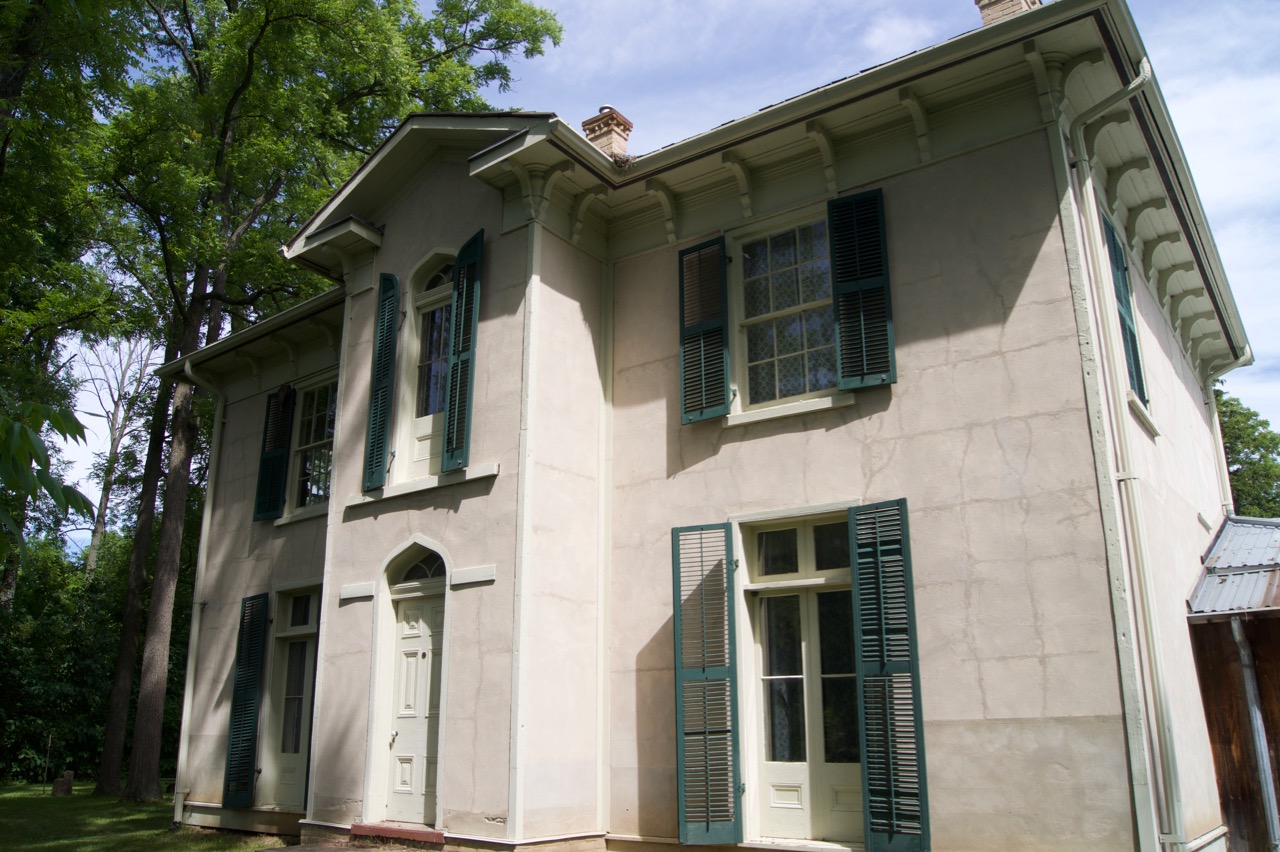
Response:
[[398, 550, 445, 584]]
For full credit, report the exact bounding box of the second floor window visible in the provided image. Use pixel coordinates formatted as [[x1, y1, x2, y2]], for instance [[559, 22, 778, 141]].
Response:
[[416, 290, 452, 418], [294, 381, 337, 508]]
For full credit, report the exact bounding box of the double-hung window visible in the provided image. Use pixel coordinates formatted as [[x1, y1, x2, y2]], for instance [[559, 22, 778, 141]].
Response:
[[253, 376, 337, 521], [292, 381, 337, 509], [679, 189, 895, 424], [672, 500, 928, 851]]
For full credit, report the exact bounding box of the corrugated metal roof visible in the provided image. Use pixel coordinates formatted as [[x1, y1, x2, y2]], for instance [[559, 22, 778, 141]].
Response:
[[1189, 517, 1280, 620]]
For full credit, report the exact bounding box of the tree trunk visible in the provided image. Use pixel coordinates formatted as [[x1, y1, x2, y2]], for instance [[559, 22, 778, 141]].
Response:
[[0, 497, 30, 615], [122, 378, 197, 802], [83, 467, 113, 577], [95, 365, 174, 796]]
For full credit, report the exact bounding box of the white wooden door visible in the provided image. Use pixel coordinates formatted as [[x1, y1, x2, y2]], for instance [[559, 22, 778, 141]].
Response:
[[757, 590, 862, 842], [386, 595, 444, 824], [271, 635, 316, 810]]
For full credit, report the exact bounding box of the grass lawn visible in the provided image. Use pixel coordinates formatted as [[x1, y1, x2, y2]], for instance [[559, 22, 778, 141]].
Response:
[[0, 783, 292, 851]]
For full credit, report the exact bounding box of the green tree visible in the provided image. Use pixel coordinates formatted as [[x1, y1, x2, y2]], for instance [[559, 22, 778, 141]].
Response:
[[99, 0, 561, 802], [1216, 388, 1280, 517]]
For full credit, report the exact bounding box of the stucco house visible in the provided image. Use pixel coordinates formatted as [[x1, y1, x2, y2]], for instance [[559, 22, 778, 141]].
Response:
[[161, 1, 1253, 850]]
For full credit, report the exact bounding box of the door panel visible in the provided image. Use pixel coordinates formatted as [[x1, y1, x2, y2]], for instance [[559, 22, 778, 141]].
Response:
[[386, 595, 443, 825]]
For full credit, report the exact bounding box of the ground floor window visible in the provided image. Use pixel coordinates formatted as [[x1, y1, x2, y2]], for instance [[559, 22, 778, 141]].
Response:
[[671, 500, 929, 851]]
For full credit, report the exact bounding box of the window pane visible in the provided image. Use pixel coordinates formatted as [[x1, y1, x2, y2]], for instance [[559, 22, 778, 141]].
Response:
[[747, 323, 775, 363], [765, 595, 802, 675], [798, 221, 828, 262], [289, 594, 310, 628], [771, 268, 799, 312], [749, 361, 777, 404], [759, 528, 798, 576], [743, 239, 769, 278], [777, 354, 805, 398], [768, 679, 806, 762], [769, 231, 797, 270], [821, 677, 859, 764], [280, 640, 308, 754], [814, 522, 850, 571], [803, 306, 835, 348], [744, 276, 771, 318], [776, 314, 803, 356], [808, 346, 836, 392], [417, 303, 452, 418], [817, 591, 854, 674], [799, 259, 831, 303]]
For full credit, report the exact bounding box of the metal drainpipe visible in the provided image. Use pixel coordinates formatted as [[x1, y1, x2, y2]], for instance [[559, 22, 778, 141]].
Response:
[[1230, 617, 1280, 850], [1068, 58, 1191, 852]]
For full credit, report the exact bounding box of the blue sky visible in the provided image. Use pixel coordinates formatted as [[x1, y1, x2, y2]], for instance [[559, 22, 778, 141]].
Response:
[[60, 0, 1280, 539]]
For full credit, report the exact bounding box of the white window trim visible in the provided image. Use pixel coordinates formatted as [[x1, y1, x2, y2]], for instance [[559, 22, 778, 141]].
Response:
[[725, 205, 847, 420]]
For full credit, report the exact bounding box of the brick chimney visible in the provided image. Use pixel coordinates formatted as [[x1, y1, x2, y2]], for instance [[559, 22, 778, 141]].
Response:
[[582, 106, 633, 160], [975, 0, 1042, 25]]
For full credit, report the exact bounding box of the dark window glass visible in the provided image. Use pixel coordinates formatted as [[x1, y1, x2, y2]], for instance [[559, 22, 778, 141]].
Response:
[[759, 528, 798, 576], [289, 594, 310, 628], [814, 522, 850, 571]]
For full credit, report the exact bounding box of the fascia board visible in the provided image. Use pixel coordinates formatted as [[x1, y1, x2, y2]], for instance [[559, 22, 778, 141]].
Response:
[[156, 287, 347, 381]]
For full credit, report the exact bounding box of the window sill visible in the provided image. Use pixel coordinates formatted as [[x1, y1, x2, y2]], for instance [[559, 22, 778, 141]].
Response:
[[273, 502, 329, 527], [725, 392, 857, 428], [741, 840, 861, 852], [345, 461, 500, 507], [1127, 390, 1160, 438]]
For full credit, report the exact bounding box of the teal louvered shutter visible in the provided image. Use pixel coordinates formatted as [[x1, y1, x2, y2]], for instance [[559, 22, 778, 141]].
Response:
[[224, 593, 269, 808], [671, 523, 741, 844], [850, 499, 929, 851], [679, 238, 730, 423], [829, 190, 895, 390], [363, 273, 400, 491], [442, 230, 483, 472], [252, 387, 295, 521], [1103, 219, 1147, 405]]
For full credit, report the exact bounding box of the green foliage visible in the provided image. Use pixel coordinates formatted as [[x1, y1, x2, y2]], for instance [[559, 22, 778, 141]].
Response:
[[0, 392, 95, 560], [0, 537, 123, 781], [1216, 388, 1280, 517], [0, 781, 289, 850]]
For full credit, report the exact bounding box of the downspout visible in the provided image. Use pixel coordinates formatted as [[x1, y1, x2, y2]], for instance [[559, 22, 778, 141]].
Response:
[[172, 366, 226, 826], [1069, 58, 1192, 852], [1230, 617, 1280, 851]]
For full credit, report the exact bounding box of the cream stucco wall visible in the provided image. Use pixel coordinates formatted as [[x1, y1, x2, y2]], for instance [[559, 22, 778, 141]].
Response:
[[309, 156, 528, 833], [607, 133, 1136, 851]]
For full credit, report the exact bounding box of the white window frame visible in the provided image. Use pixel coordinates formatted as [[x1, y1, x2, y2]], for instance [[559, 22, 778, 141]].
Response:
[[259, 585, 320, 811], [727, 207, 843, 418]]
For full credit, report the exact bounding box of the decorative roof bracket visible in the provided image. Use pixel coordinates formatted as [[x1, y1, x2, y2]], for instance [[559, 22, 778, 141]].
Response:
[[899, 87, 931, 162], [721, 152, 753, 219], [645, 179, 678, 245], [805, 120, 838, 194]]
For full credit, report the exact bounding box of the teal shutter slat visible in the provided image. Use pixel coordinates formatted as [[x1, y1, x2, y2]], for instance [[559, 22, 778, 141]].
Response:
[[850, 500, 929, 852], [1103, 219, 1147, 404], [252, 388, 295, 521], [363, 273, 400, 491], [672, 523, 741, 844], [829, 190, 895, 390], [442, 230, 483, 472], [224, 593, 269, 808], [679, 238, 730, 423]]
